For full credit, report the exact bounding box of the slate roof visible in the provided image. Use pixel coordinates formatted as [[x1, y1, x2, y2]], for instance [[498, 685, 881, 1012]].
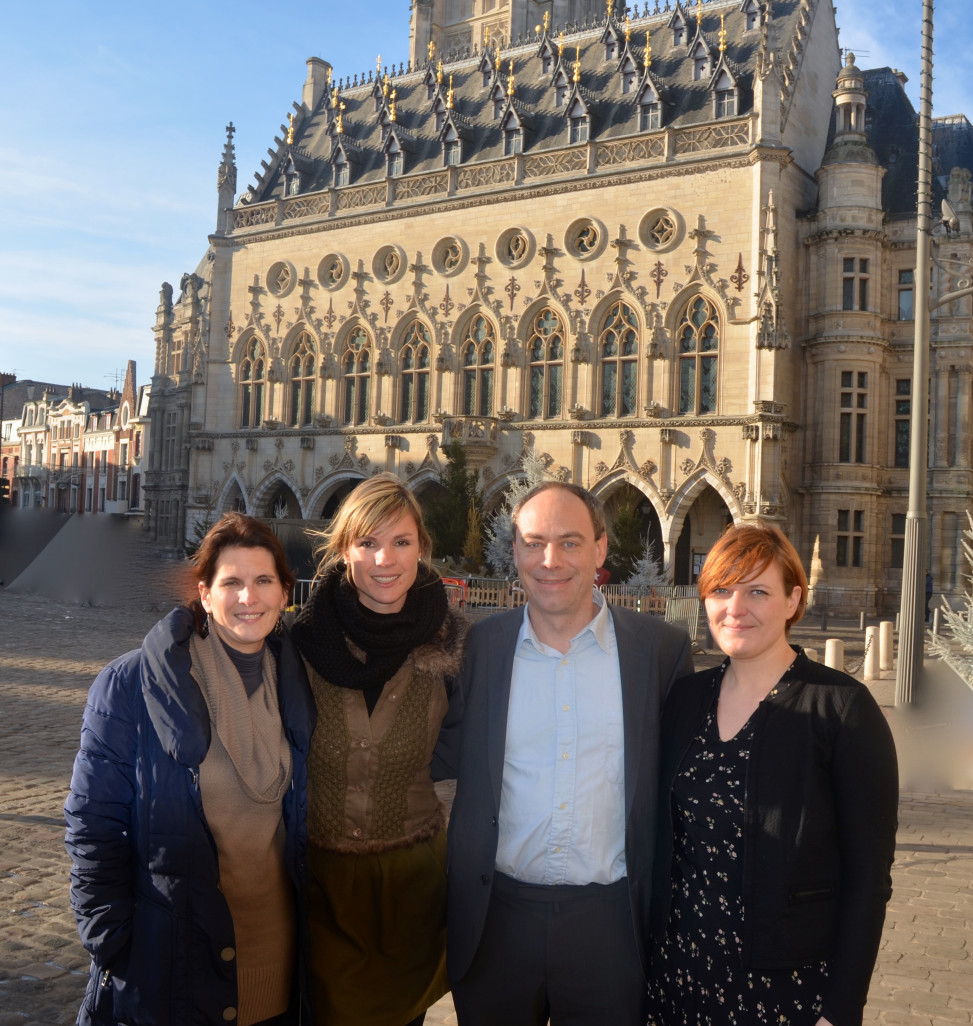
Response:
[[246, 0, 785, 203]]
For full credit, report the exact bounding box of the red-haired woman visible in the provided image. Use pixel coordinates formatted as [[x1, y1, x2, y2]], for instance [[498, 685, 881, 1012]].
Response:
[[65, 513, 315, 1026], [647, 524, 897, 1026]]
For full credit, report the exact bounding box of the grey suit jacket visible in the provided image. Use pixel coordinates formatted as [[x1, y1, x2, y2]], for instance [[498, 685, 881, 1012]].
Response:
[[432, 603, 694, 983]]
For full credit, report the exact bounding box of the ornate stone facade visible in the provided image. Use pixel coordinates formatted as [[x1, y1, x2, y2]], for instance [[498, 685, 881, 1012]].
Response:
[[145, 0, 973, 612]]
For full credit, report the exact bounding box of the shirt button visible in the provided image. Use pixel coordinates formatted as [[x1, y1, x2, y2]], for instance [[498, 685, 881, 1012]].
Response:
[[352, 828, 363, 838], [220, 947, 235, 962], [560, 803, 567, 810], [562, 753, 569, 759], [359, 738, 370, 749], [555, 847, 562, 853], [563, 705, 570, 711], [390, 693, 397, 701], [222, 1008, 237, 1022]]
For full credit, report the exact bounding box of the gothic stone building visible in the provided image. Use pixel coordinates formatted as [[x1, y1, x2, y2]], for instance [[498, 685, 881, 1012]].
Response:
[[145, 0, 973, 613]]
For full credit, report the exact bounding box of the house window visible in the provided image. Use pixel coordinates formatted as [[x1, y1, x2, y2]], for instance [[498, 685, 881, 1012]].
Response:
[[335, 161, 350, 187], [693, 54, 709, 81], [894, 378, 911, 468], [715, 88, 737, 117], [289, 332, 316, 427], [461, 316, 496, 417], [890, 512, 907, 569], [387, 150, 403, 177], [640, 101, 661, 131], [605, 38, 617, 61], [839, 371, 867, 463], [842, 257, 869, 311], [527, 308, 565, 419], [240, 339, 266, 428], [673, 24, 685, 46], [569, 116, 589, 144], [897, 269, 914, 320], [399, 321, 431, 424], [504, 128, 523, 155], [555, 81, 568, 107], [599, 302, 639, 417], [836, 509, 865, 567], [444, 140, 461, 165], [163, 410, 178, 470], [622, 67, 637, 94], [677, 296, 720, 414], [341, 328, 371, 426]]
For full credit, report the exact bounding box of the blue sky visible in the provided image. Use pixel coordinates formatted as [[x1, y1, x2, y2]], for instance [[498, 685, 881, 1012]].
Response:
[[1, 1, 970, 394]]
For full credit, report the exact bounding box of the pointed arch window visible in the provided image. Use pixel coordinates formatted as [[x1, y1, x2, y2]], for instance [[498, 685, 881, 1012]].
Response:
[[288, 332, 316, 427], [621, 62, 637, 95], [461, 316, 496, 416], [554, 70, 569, 108], [341, 328, 371, 426], [527, 308, 565, 419], [387, 148, 403, 177], [240, 338, 267, 428], [569, 112, 589, 144], [640, 97, 661, 131], [714, 70, 738, 117], [504, 124, 523, 155], [677, 296, 720, 414], [400, 321, 432, 424], [599, 302, 639, 417]]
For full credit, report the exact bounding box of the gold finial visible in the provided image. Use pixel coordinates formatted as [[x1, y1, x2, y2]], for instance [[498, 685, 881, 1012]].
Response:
[[376, 54, 382, 75], [607, 0, 614, 20], [558, 31, 564, 55], [535, 23, 542, 35], [287, 113, 295, 145], [644, 30, 652, 69], [507, 60, 515, 96], [437, 59, 443, 84], [383, 73, 390, 98], [427, 39, 436, 60], [337, 101, 346, 134], [625, 14, 631, 41], [495, 45, 502, 72], [447, 75, 454, 109], [327, 66, 333, 86], [719, 12, 727, 52], [573, 46, 581, 83], [391, 89, 397, 121], [695, 0, 703, 25], [543, 10, 550, 32], [331, 85, 339, 108]]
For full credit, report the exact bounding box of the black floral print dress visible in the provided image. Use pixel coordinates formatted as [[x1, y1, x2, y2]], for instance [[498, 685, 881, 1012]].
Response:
[[647, 684, 830, 1026]]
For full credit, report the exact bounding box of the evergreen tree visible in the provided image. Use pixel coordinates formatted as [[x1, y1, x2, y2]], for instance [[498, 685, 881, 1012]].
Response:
[[463, 503, 485, 572], [604, 495, 644, 581], [423, 440, 481, 562], [928, 511, 973, 683], [484, 448, 549, 577], [625, 538, 669, 589]]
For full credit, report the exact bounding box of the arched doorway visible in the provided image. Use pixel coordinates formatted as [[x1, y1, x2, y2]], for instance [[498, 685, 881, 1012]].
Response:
[[672, 486, 732, 585]]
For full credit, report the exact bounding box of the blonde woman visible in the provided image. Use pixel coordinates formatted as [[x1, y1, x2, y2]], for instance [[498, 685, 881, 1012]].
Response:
[[291, 473, 468, 1026]]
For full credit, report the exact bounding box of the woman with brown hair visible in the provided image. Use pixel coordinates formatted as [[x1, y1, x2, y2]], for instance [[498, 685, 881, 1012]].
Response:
[[290, 472, 468, 1026], [647, 524, 898, 1026], [65, 513, 314, 1026]]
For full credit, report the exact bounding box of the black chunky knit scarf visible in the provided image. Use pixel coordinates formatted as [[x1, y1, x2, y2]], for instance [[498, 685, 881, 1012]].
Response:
[[291, 563, 449, 692]]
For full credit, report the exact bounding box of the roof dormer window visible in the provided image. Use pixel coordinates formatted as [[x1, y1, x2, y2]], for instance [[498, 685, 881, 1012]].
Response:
[[640, 100, 661, 131], [387, 150, 403, 177], [741, 0, 760, 32], [504, 126, 523, 155], [444, 138, 461, 166], [570, 114, 589, 144], [716, 86, 737, 118]]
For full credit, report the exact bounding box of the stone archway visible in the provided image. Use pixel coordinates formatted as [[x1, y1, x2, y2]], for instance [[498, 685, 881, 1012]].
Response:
[[670, 485, 733, 585]]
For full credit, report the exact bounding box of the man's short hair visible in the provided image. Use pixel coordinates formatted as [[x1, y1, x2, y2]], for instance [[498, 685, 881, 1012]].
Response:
[[511, 482, 607, 541]]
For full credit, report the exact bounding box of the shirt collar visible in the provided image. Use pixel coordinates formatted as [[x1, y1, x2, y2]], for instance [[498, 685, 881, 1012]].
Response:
[[517, 587, 614, 656]]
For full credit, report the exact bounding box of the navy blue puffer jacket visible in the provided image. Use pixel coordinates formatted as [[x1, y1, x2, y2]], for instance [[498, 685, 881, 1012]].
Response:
[[64, 607, 316, 1026]]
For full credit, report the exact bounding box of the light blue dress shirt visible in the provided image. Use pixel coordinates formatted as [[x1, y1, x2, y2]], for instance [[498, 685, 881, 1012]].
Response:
[[495, 589, 627, 885]]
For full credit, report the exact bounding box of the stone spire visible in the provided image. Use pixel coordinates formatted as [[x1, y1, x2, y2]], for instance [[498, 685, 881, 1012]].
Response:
[[216, 122, 237, 235]]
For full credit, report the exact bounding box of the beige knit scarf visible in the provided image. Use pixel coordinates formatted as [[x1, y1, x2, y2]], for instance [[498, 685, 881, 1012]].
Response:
[[189, 631, 292, 804]]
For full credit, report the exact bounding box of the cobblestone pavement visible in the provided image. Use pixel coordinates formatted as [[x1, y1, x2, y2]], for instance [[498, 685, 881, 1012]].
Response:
[[0, 562, 970, 1025]]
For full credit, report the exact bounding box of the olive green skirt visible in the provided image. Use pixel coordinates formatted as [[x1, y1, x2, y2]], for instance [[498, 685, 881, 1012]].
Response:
[[307, 828, 448, 1026]]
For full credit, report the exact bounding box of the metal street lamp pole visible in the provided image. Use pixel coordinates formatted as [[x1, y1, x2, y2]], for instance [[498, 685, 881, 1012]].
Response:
[[895, 0, 934, 706]]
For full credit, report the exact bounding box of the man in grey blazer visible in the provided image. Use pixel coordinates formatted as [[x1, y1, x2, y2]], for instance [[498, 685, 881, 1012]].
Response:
[[433, 482, 693, 1026]]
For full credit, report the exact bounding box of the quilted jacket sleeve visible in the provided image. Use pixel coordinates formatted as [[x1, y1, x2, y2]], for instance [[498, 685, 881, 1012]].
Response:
[[64, 652, 141, 966]]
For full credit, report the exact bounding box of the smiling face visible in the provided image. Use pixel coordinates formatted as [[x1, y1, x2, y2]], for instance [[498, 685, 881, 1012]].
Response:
[[344, 510, 421, 614], [704, 559, 802, 666], [512, 487, 608, 643], [198, 545, 288, 654]]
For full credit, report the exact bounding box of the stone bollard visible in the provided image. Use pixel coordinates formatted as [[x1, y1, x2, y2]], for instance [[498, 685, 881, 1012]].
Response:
[[863, 626, 880, 680], [879, 621, 894, 671], [804, 647, 819, 663], [824, 638, 845, 672]]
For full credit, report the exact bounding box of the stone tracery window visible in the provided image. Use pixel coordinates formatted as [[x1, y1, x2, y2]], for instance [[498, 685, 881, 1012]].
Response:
[[527, 308, 565, 419], [461, 316, 496, 417], [240, 337, 267, 427], [341, 328, 372, 426], [599, 302, 639, 417], [288, 332, 316, 427], [677, 296, 720, 414], [400, 320, 431, 424]]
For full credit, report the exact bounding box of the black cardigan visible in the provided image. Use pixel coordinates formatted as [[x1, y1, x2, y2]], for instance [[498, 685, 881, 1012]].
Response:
[[650, 649, 898, 1026]]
